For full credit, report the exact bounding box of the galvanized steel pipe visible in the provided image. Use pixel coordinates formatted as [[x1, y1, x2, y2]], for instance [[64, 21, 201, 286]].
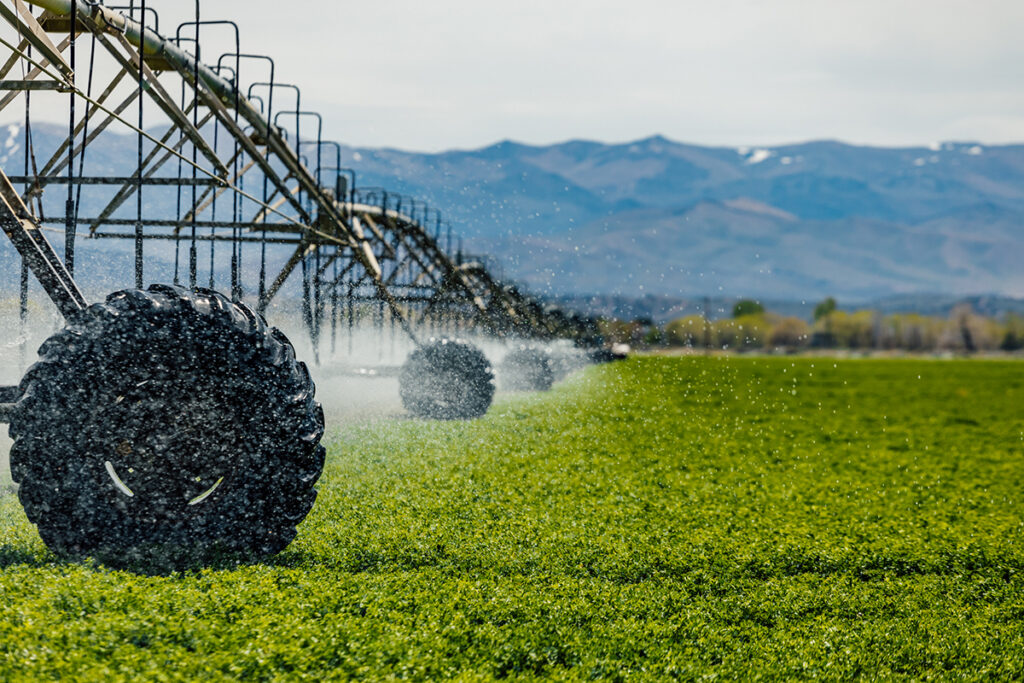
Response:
[[25, 0, 286, 160]]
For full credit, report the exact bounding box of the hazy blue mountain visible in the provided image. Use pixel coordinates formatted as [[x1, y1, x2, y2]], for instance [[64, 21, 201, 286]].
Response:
[[3, 122, 1023, 304], [341, 136, 1024, 302]]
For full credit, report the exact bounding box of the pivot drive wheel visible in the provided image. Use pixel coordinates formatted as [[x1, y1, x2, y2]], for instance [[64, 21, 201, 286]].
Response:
[[8, 285, 325, 568], [399, 339, 494, 420], [499, 346, 554, 392]]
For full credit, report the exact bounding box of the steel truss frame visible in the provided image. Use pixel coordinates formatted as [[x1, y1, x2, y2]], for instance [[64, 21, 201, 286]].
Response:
[[0, 0, 584, 363]]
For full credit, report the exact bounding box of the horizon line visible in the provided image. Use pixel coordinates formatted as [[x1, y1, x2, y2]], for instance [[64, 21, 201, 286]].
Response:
[[5, 120, 1021, 157]]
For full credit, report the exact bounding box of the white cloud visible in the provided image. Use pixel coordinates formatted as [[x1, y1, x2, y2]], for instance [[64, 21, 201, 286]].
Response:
[[7, 0, 1024, 150]]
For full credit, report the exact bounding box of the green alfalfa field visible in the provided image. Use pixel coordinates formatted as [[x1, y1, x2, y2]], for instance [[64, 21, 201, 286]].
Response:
[[0, 356, 1022, 679]]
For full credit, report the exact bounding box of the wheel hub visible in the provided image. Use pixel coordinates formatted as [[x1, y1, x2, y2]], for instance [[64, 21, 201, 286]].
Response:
[[92, 380, 235, 510]]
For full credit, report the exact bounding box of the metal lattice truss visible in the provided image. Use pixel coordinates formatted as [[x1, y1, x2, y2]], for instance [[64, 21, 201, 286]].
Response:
[[0, 0, 579, 346]]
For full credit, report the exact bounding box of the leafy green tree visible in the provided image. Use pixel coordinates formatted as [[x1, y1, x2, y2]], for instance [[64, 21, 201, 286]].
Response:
[[732, 299, 764, 318], [769, 316, 811, 347], [643, 325, 665, 347], [817, 310, 875, 348], [1000, 330, 1021, 351], [1001, 314, 1024, 351], [735, 315, 768, 349], [665, 315, 706, 347], [814, 297, 837, 321], [887, 313, 943, 351], [716, 315, 767, 350]]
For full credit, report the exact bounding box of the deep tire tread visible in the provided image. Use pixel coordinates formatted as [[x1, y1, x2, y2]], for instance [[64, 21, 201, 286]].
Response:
[[499, 345, 555, 392], [8, 285, 325, 569], [399, 339, 495, 420]]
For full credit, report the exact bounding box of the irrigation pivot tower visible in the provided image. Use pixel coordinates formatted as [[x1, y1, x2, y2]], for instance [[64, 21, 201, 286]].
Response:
[[0, 0, 591, 568]]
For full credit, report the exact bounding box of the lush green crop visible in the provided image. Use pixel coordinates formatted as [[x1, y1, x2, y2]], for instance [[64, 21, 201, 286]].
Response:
[[1, 357, 1023, 680]]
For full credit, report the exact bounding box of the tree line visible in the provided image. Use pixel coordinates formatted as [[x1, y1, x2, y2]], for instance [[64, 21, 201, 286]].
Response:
[[600, 298, 1024, 353]]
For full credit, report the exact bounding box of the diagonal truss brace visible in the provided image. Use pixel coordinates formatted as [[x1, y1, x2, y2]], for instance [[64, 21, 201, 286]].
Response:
[[0, 169, 86, 318]]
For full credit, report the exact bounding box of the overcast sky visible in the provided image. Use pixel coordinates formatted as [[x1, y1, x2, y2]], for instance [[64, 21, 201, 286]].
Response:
[[20, 0, 1024, 151]]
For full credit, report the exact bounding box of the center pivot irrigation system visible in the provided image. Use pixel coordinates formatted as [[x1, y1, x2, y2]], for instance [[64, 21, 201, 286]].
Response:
[[0, 0, 605, 567]]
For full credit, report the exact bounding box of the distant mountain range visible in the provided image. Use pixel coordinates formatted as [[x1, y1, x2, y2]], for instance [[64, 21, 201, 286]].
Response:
[[341, 136, 1024, 304], [2, 123, 1024, 314]]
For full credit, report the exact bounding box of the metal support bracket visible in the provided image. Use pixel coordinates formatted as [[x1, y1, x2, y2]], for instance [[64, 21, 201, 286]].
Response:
[[0, 170, 87, 319], [0, 79, 71, 91]]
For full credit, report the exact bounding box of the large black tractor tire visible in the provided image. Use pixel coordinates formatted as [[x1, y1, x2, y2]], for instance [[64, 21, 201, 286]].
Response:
[[8, 285, 325, 570], [499, 346, 554, 392], [399, 339, 494, 420]]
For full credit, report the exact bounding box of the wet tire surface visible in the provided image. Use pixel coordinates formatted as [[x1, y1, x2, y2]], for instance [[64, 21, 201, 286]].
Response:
[[9, 285, 325, 570], [499, 346, 554, 392], [399, 339, 495, 420]]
